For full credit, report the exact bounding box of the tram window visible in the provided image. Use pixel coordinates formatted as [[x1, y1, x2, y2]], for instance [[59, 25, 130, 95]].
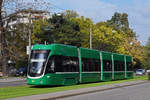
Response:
[[45, 56, 55, 74], [114, 61, 125, 71], [54, 55, 79, 72], [127, 62, 133, 71], [103, 60, 112, 71], [95, 59, 100, 71], [82, 58, 100, 72], [121, 63, 125, 71], [114, 61, 117, 71], [54, 56, 63, 72], [62, 57, 79, 72], [82, 58, 89, 71]]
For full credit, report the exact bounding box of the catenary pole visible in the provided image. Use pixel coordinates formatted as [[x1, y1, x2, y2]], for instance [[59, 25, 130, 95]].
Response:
[[90, 25, 92, 49]]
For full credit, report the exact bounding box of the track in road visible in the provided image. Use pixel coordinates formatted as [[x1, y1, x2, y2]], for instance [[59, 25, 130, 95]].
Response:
[[58, 82, 150, 100]]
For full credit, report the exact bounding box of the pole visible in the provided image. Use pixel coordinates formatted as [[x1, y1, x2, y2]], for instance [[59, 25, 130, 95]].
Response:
[[112, 54, 114, 80], [90, 25, 92, 49], [28, 8, 32, 58], [100, 52, 103, 80]]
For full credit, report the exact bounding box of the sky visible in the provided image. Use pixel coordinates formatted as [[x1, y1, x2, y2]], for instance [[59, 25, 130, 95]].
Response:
[[48, 0, 150, 45]]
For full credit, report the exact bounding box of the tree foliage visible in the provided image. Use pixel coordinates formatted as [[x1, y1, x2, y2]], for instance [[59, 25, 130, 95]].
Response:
[[33, 13, 83, 47], [71, 16, 93, 48], [93, 23, 123, 52], [107, 12, 136, 37], [63, 10, 79, 19], [6, 23, 28, 68], [144, 37, 150, 69]]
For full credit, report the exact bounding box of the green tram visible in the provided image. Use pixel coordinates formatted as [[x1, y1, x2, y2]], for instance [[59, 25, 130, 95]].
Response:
[[27, 44, 133, 85]]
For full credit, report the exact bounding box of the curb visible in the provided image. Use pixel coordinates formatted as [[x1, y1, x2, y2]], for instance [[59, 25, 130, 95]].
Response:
[[0, 80, 27, 83], [0, 78, 26, 83], [41, 80, 149, 100]]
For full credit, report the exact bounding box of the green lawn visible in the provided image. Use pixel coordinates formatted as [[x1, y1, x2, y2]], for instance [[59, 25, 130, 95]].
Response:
[[0, 75, 148, 99]]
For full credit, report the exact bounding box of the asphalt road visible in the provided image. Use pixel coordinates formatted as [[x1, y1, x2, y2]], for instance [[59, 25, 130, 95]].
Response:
[[58, 82, 150, 100], [0, 80, 27, 87]]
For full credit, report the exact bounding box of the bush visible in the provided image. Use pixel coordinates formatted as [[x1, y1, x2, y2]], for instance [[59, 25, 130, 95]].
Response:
[[148, 72, 150, 80]]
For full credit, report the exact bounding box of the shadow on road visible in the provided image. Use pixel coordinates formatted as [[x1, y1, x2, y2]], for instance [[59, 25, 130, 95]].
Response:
[[29, 85, 62, 88]]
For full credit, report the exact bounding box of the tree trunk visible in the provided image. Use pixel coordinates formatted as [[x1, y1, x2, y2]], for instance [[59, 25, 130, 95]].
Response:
[[0, 0, 8, 76]]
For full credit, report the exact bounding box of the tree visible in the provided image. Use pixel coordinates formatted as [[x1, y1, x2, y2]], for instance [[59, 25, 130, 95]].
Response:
[[117, 37, 145, 68], [107, 12, 122, 32], [144, 37, 150, 69], [33, 13, 83, 47], [72, 16, 93, 48], [107, 12, 136, 37], [32, 19, 49, 43], [6, 23, 28, 68], [120, 13, 129, 28], [63, 10, 79, 19], [0, 0, 52, 75], [0, 0, 9, 75], [93, 23, 123, 52]]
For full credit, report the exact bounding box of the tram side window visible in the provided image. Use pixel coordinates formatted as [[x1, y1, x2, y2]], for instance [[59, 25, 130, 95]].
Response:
[[45, 56, 55, 74], [82, 58, 100, 72], [82, 58, 89, 71], [94, 59, 100, 71], [127, 62, 133, 71], [103, 60, 112, 71], [55, 55, 79, 72], [114, 61, 125, 71], [121, 62, 125, 71]]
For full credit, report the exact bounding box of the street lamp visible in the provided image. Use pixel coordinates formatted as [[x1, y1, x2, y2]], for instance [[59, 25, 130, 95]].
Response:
[[90, 25, 92, 49], [28, 8, 32, 59]]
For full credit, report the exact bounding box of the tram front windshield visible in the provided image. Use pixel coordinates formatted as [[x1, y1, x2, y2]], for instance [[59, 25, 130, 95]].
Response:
[[28, 50, 50, 77]]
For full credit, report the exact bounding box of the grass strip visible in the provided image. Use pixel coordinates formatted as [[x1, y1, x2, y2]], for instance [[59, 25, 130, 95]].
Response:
[[0, 75, 148, 99]]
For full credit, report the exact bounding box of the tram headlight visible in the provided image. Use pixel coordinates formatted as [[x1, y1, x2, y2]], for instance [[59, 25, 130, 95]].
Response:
[[40, 80, 43, 83], [32, 80, 35, 83], [47, 76, 50, 78]]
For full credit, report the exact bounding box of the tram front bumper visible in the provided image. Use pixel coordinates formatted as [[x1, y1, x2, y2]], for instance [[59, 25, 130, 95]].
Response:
[[27, 77, 49, 85]]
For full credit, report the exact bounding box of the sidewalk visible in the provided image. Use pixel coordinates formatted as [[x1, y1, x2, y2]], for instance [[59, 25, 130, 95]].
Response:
[[5, 80, 149, 100], [0, 77, 26, 83]]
